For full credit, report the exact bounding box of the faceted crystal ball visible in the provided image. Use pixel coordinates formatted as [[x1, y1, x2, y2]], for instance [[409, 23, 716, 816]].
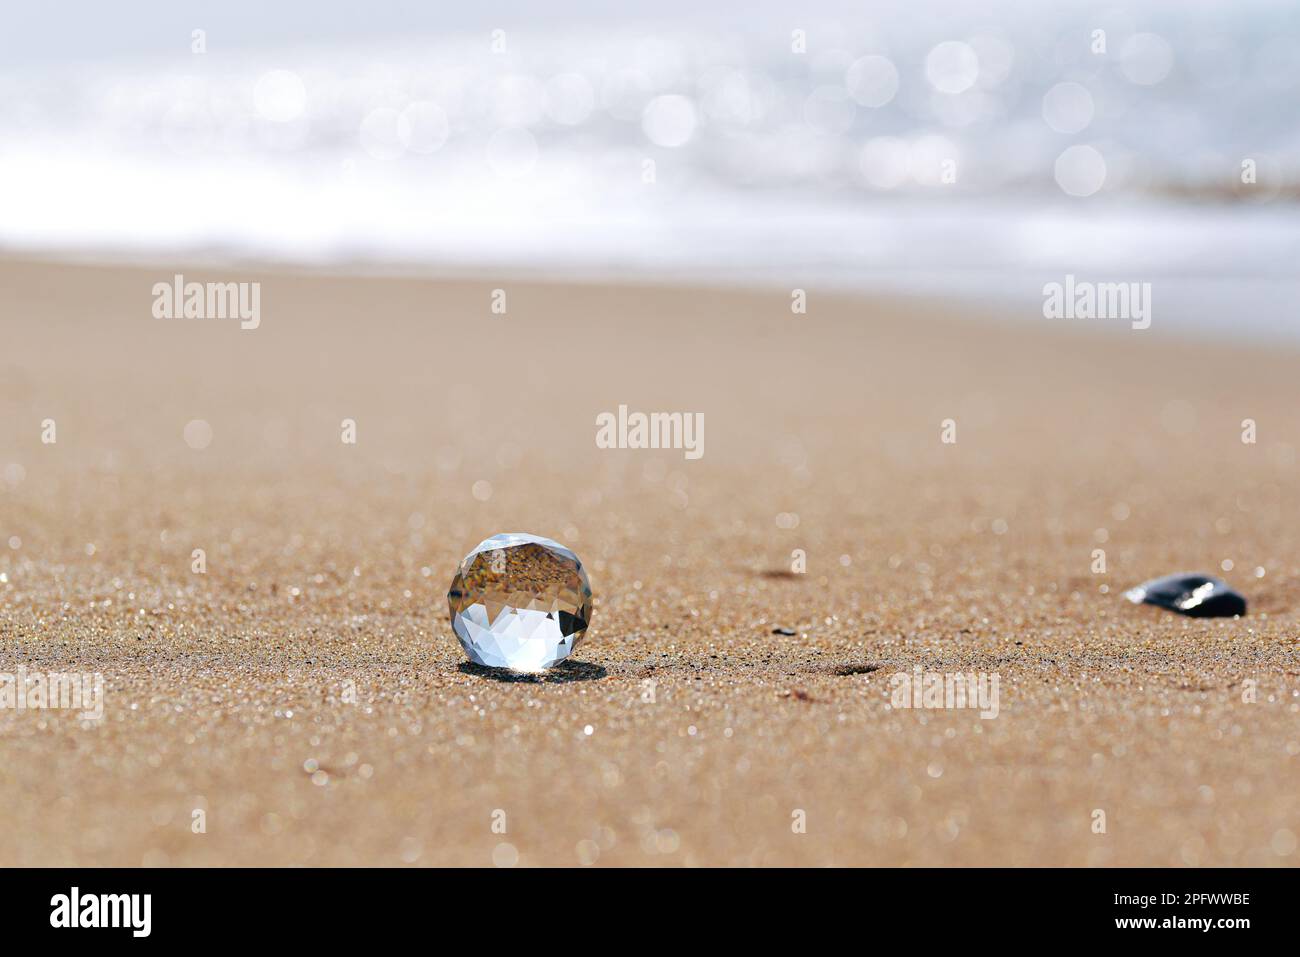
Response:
[[448, 533, 593, 671]]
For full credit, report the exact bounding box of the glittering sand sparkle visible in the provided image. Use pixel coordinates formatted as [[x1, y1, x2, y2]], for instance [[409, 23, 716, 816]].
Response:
[[0, 258, 1298, 866]]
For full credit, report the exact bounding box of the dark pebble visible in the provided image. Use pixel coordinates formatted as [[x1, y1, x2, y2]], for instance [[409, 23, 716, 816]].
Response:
[[1124, 572, 1246, 618]]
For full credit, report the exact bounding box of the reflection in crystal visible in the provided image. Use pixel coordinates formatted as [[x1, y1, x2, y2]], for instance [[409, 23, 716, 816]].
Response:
[[448, 533, 593, 671]]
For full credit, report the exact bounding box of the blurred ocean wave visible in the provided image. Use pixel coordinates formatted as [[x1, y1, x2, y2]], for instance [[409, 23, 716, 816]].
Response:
[[0, 0, 1297, 336]]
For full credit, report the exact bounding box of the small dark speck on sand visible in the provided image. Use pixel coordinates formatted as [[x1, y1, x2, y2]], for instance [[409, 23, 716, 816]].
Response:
[[827, 663, 879, 676], [779, 688, 816, 702]]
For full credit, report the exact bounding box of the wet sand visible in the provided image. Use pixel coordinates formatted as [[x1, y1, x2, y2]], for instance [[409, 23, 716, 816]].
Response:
[[0, 257, 1297, 866]]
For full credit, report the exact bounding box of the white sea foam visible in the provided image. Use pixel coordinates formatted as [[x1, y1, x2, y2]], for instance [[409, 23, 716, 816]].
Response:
[[0, 1, 1296, 338]]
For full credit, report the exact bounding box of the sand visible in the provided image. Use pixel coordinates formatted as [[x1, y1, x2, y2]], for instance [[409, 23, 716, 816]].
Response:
[[0, 257, 1297, 866]]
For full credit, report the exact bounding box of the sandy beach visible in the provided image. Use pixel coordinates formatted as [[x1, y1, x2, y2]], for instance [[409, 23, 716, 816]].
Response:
[[1, 256, 1297, 867]]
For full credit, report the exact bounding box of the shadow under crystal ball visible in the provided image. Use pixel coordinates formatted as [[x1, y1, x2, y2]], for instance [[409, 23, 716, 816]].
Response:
[[448, 532, 593, 671]]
